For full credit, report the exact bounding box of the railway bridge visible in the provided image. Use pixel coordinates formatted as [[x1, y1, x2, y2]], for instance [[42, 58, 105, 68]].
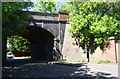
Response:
[[18, 11, 68, 61]]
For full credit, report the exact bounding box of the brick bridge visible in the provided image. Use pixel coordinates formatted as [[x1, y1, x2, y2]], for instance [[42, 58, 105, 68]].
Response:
[[19, 11, 68, 61]]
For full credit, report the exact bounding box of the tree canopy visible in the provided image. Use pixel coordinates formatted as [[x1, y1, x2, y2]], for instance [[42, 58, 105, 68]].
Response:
[[2, 2, 33, 37], [7, 36, 30, 52], [34, 0, 57, 13], [62, 2, 120, 62], [2, 2, 33, 64]]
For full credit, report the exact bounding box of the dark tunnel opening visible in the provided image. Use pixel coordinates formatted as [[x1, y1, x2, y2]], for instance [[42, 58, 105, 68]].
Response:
[[24, 26, 63, 61]]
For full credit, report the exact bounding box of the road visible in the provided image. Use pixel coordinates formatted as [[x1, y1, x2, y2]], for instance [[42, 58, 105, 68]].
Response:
[[2, 59, 119, 79]]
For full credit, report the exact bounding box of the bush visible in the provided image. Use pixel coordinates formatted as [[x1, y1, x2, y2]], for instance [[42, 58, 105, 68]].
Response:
[[98, 60, 104, 64], [98, 60, 111, 64], [81, 59, 86, 63], [116, 40, 120, 43], [7, 36, 30, 52], [104, 60, 111, 64]]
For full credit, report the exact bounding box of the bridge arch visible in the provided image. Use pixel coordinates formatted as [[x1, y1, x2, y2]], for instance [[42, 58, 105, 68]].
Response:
[[4, 11, 68, 63], [14, 26, 57, 61], [6, 26, 61, 61]]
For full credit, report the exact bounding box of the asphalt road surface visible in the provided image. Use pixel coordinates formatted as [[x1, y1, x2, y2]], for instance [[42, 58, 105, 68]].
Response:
[[2, 59, 119, 79]]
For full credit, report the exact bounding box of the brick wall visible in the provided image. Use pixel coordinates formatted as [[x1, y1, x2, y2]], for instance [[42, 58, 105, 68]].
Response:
[[58, 12, 69, 20], [90, 38, 117, 63], [103, 38, 117, 63]]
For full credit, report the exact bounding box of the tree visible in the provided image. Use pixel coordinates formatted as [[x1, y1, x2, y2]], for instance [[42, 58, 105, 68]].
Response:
[[59, 2, 79, 13], [2, 2, 33, 65], [59, 3, 71, 12], [34, 0, 57, 13], [7, 36, 30, 52], [2, 2, 33, 37], [63, 2, 120, 62]]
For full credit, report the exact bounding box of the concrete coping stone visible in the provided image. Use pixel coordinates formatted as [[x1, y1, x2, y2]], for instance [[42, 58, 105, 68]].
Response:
[[108, 37, 116, 40]]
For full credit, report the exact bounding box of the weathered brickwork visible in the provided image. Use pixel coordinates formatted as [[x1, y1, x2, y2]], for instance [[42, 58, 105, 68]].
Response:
[[103, 38, 117, 63], [58, 12, 69, 20], [90, 38, 117, 63]]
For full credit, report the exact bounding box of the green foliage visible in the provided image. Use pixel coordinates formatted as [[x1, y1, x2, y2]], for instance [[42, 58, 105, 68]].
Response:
[[2, 2, 34, 37], [2, 2, 33, 62], [116, 40, 120, 43], [34, 0, 57, 13], [61, 2, 120, 62], [7, 36, 30, 52], [104, 60, 111, 64], [81, 59, 86, 63], [98, 60, 105, 64], [98, 60, 111, 64], [7, 51, 12, 54], [64, 2, 120, 54], [59, 2, 72, 13]]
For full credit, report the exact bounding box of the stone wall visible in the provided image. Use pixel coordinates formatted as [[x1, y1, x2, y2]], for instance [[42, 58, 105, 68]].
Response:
[[62, 24, 118, 63], [62, 24, 86, 61]]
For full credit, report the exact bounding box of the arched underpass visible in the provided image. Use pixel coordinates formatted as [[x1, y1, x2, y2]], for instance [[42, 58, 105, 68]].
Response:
[[25, 26, 55, 61], [7, 26, 63, 61], [3, 11, 68, 65]]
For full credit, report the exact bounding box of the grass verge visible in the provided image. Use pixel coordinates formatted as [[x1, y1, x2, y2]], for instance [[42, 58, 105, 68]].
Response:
[[14, 56, 31, 59]]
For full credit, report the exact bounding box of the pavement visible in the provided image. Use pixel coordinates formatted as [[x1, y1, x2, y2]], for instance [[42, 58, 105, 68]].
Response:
[[2, 59, 119, 79]]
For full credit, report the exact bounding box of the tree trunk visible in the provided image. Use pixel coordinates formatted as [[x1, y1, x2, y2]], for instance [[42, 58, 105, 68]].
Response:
[[2, 37, 7, 66], [85, 43, 90, 62], [87, 51, 90, 62]]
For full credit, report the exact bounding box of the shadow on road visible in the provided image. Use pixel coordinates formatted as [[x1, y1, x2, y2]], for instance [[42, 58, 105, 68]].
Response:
[[2, 59, 119, 79]]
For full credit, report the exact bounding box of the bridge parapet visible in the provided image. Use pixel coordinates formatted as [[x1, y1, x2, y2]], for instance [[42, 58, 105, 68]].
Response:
[[28, 11, 68, 22]]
